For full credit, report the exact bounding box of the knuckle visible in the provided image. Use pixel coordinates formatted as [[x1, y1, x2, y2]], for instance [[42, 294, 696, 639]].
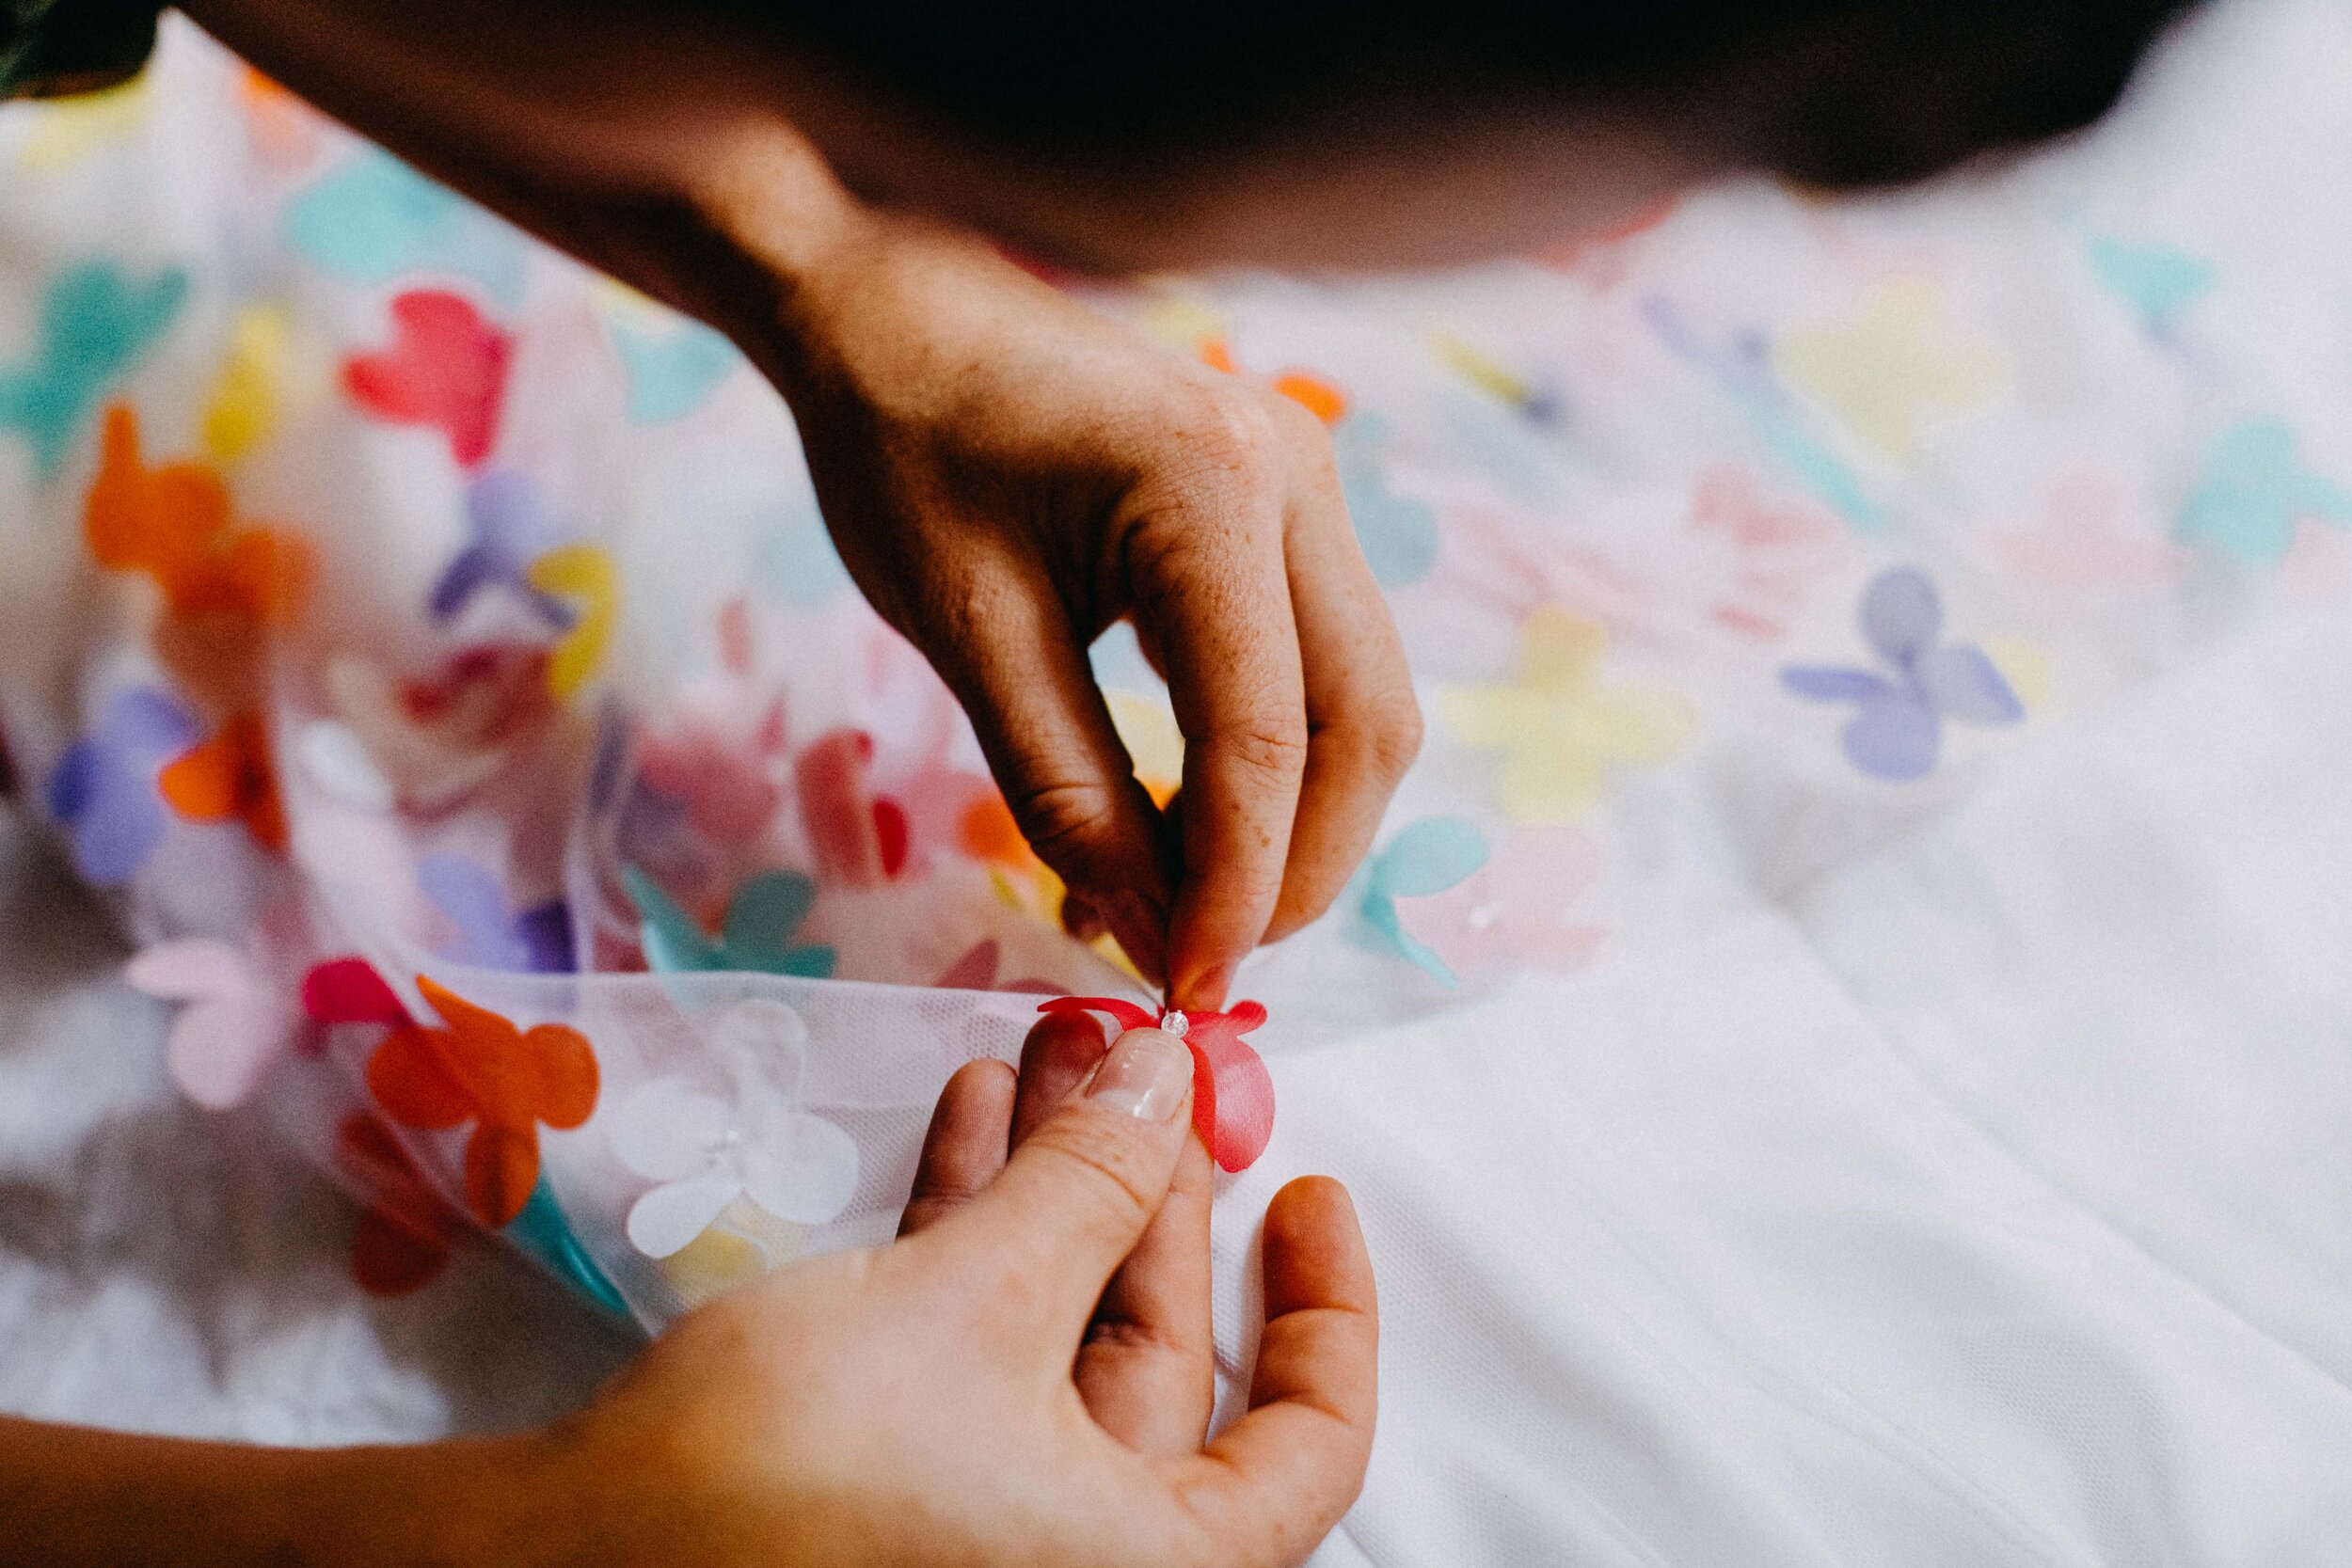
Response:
[[960, 1248, 1054, 1326], [895, 1197, 952, 1236], [1081, 1316, 1167, 1357], [909, 1169, 991, 1222], [1267, 388, 1336, 453], [669, 1290, 760, 1357], [1168, 388, 1284, 496], [1360, 687, 1425, 780], [1214, 719, 1311, 785], [1010, 777, 1125, 871]]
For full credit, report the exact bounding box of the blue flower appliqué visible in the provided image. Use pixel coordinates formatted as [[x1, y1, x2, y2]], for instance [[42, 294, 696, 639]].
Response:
[[431, 469, 577, 627], [2175, 420, 2352, 564], [0, 261, 186, 477]]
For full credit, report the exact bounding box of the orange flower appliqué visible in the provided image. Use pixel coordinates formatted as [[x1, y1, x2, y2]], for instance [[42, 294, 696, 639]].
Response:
[[157, 709, 285, 848], [85, 403, 310, 626], [367, 975, 598, 1227]]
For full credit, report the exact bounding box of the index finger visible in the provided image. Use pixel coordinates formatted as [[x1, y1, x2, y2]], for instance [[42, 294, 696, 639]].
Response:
[[1127, 459, 1306, 1009], [926, 553, 1181, 984]]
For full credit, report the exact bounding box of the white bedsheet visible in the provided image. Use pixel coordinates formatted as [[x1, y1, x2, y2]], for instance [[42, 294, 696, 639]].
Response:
[[15, 621, 2339, 1556], [1237, 607, 2352, 1565]]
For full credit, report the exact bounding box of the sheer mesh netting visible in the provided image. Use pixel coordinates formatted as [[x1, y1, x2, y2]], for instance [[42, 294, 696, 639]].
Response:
[[0, 26, 1534, 1328]]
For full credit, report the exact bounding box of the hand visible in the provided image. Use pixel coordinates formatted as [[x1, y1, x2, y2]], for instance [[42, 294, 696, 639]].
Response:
[[527, 1013, 1378, 1568], [180, 0, 1422, 1005], [728, 203, 1422, 1005], [0, 1021, 1374, 1568]]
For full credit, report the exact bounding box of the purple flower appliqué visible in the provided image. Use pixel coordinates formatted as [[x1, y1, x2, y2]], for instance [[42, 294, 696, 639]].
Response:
[[419, 851, 574, 973], [430, 469, 576, 627], [45, 687, 202, 886], [1782, 567, 2022, 781]]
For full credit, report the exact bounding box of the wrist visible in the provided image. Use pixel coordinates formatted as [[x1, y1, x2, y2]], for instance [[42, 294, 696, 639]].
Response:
[[655, 115, 876, 359], [414, 1425, 606, 1568], [0, 1417, 567, 1568], [258, 1431, 564, 1568], [695, 159, 1057, 442]]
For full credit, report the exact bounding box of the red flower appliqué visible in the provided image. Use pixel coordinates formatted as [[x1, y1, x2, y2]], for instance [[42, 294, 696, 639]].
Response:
[[1038, 997, 1274, 1172]]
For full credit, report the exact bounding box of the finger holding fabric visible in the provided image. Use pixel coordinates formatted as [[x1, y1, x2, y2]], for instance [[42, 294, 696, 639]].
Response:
[[999, 1012, 1220, 1455], [755, 218, 1417, 1000], [180, 0, 1420, 995], [900, 1011, 1219, 1458], [532, 1022, 1375, 1568]]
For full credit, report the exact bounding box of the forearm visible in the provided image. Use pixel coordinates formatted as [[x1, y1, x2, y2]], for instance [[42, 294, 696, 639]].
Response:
[[172, 0, 864, 333], [174, 0, 1096, 466], [0, 1416, 544, 1568]]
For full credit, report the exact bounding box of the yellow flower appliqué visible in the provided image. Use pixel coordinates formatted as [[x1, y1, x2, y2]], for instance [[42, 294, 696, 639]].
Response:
[[1442, 609, 1695, 822], [201, 305, 294, 466], [1106, 689, 1184, 806], [526, 544, 618, 699], [1773, 277, 2006, 461], [19, 79, 150, 172]]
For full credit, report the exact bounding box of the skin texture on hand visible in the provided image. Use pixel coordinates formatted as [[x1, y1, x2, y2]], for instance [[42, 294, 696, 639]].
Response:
[[735, 206, 1421, 1002], [0, 1017, 1377, 1567], [179, 0, 1424, 1006], [518, 1014, 1377, 1568]]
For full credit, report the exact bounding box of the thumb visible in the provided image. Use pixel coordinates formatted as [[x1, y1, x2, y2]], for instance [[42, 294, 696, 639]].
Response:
[[934, 1026, 1197, 1342]]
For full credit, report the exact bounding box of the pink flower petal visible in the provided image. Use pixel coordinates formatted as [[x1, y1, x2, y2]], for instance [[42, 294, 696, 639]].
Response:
[[126, 940, 250, 1002], [167, 998, 280, 1110]]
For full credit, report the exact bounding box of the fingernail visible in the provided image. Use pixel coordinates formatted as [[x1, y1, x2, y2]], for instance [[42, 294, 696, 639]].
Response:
[[1085, 1027, 1193, 1121]]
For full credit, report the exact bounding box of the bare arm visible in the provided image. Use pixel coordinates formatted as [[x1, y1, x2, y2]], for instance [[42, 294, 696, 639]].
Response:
[[0, 1418, 532, 1567], [0, 1024, 1375, 1568]]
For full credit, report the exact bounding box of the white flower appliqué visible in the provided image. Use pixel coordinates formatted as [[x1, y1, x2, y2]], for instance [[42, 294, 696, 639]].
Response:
[[608, 998, 860, 1259]]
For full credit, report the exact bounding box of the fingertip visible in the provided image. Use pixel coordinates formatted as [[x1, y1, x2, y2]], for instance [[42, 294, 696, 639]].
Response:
[[933, 1056, 1020, 1145], [1168, 953, 1235, 1013], [1165, 855, 1251, 1010], [1013, 1008, 1109, 1143], [1263, 1176, 1375, 1322], [1023, 1007, 1108, 1053], [1165, 826, 1286, 1009], [900, 1057, 1019, 1236], [957, 1053, 1022, 1101], [1268, 1174, 1359, 1235], [1020, 1008, 1109, 1083]]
